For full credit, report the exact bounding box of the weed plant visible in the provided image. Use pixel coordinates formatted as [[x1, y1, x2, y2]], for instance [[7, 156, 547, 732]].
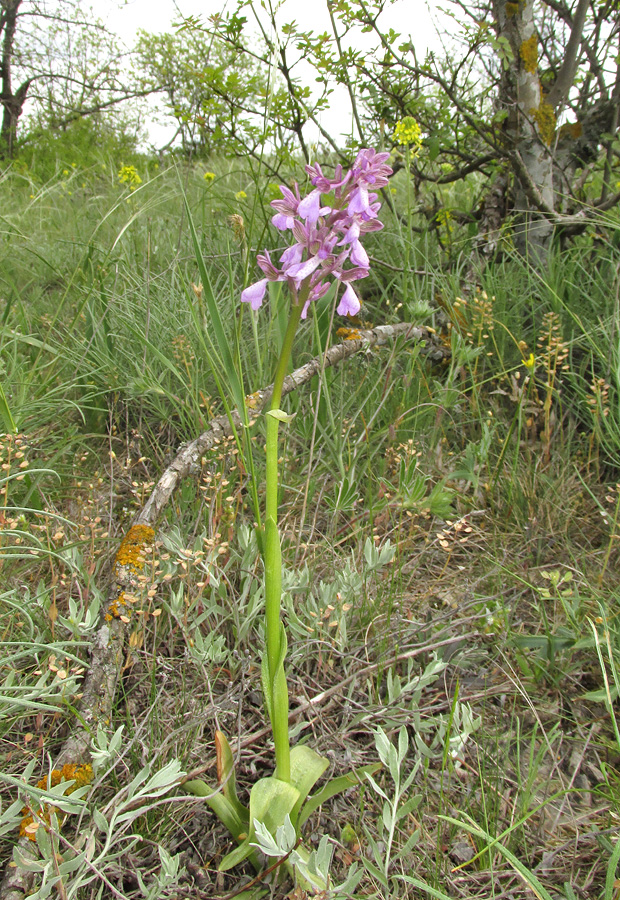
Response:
[[1, 148, 620, 898]]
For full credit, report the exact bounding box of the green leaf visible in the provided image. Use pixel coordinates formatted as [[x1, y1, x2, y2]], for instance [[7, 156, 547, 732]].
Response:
[[582, 684, 618, 702], [298, 763, 381, 828], [427, 134, 441, 161], [260, 651, 273, 721], [362, 856, 389, 888], [182, 779, 248, 842], [605, 837, 620, 900], [289, 745, 330, 822], [219, 776, 300, 872], [265, 408, 294, 423], [215, 731, 248, 823], [395, 875, 454, 899], [289, 841, 331, 893]]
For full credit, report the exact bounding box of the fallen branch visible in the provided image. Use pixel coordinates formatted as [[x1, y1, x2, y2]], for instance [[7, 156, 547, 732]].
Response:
[[1, 322, 447, 900], [135, 322, 446, 526]]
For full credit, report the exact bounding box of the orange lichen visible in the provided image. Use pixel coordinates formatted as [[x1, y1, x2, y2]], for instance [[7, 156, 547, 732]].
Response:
[[20, 764, 93, 841], [559, 120, 582, 141], [336, 326, 363, 341], [532, 101, 556, 145], [114, 525, 155, 573], [519, 35, 538, 73], [104, 592, 131, 622]]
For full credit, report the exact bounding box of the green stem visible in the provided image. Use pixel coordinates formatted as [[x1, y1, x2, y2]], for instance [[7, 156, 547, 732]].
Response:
[[263, 284, 307, 784], [403, 143, 412, 307]]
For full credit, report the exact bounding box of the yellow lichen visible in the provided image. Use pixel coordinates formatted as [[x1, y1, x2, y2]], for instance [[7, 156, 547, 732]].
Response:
[[114, 525, 155, 573], [519, 35, 538, 73], [336, 326, 363, 341], [20, 764, 93, 841], [532, 101, 556, 145], [506, 1, 521, 16]]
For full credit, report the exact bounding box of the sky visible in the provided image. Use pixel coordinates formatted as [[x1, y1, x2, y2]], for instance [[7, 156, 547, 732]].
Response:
[[96, 0, 442, 45], [89, 0, 446, 148]]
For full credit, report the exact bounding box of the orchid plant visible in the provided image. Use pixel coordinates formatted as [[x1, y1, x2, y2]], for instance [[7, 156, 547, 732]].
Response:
[[184, 149, 392, 891]]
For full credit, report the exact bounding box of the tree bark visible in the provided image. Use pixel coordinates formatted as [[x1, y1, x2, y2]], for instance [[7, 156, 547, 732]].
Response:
[[495, 0, 590, 264], [0, 0, 28, 156], [495, 0, 554, 261]]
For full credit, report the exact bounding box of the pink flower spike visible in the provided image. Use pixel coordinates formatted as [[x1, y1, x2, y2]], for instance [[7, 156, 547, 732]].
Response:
[[337, 284, 361, 317], [257, 251, 281, 280], [347, 185, 370, 216], [298, 189, 322, 224], [279, 243, 303, 269], [287, 255, 322, 282], [272, 213, 294, 230], [338, 266, 370, 283], [241, 278, 268, 310], [340, 220, 361, 245], [350, 239, 369, 268], [271, 184, 300, 216]]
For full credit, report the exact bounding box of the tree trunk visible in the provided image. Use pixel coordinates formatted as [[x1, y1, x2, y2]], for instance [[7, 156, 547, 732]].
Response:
[[0, 0, 28, 156], [496, 0, 554, 263], [494, 0, 591, 265]]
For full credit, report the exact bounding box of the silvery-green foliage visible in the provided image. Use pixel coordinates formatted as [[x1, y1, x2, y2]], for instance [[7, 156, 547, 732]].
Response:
[[385, 654, 447, 707], [187, 628, 227, 665], [90, 724, 125, 772], [9, 763, 93, 900], [363, 537, 395, 574], [294, 833, 335, 891], [47, 546, 103, 637], [251, 813, 297, 858], [448, 702, 482, 761], [55, 587, 101, 637], [0, 664, 81, 720], [14, 758, 187, 900], [135, 845, 185, 900], [363, 726, 423, 892], [0, 758, 38, 836], [251, 817, 338, 894], [283, 543, 394, 655], [160, 525, 222, 591], [0, 794, 25, 837], [3, 768, 88, 817]]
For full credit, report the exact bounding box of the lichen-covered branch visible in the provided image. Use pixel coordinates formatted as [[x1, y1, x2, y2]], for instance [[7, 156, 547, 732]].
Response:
[[135, 322, 446, 526]]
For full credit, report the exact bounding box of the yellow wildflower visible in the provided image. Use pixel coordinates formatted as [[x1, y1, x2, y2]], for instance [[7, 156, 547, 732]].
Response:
[[392, 116, 422, 151], [118, 165, 142, 191], [436, 208, 454, 233], [522, 353, 536, 370], [235, 190, 247, 201], [203, 172, 216, 183]]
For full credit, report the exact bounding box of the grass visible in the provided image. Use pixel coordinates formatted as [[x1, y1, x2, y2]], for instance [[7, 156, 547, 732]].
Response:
[[1, 150, 620, 899]]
